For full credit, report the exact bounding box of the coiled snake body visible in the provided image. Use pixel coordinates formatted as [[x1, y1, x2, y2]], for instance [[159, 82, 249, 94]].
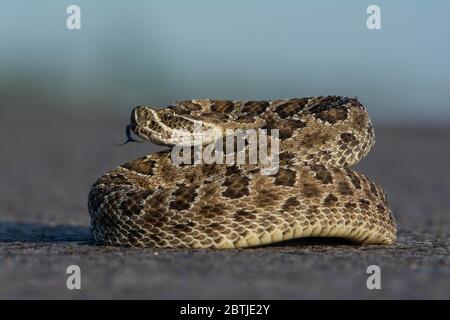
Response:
[[88, 97, 396, 248]]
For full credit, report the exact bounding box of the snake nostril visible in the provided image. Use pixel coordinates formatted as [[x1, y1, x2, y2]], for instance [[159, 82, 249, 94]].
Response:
[[131, 106, 143, 124]]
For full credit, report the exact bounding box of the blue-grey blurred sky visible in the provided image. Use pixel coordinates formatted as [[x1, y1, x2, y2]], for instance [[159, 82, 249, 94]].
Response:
[[1, 0, 450, 124]]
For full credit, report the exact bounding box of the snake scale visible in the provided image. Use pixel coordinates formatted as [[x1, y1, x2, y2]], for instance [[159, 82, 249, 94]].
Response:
[[88, 96, 396, 248]]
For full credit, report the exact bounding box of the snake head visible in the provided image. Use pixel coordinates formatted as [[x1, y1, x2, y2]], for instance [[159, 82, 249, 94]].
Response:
[[130, 106, 223, 146]]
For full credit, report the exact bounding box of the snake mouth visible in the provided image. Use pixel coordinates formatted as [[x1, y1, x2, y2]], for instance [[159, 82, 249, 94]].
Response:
[[119, 106, 156, 145], [128, 122, 172, 146]]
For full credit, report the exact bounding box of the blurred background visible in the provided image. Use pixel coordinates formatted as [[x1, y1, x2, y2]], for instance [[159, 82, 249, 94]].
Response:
[[0, 1, 449, 299], [1, 0, 450, 124]]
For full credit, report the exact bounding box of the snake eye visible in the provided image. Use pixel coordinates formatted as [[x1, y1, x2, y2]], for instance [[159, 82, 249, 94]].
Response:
[[162, 111, 175, 122]]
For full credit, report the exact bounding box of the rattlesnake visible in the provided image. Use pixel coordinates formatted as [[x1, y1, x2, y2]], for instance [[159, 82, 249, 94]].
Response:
[[88, 96, 396, 248]]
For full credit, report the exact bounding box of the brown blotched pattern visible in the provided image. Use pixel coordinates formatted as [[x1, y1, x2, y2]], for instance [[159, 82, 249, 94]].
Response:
[[88, 96, 396, 248]]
